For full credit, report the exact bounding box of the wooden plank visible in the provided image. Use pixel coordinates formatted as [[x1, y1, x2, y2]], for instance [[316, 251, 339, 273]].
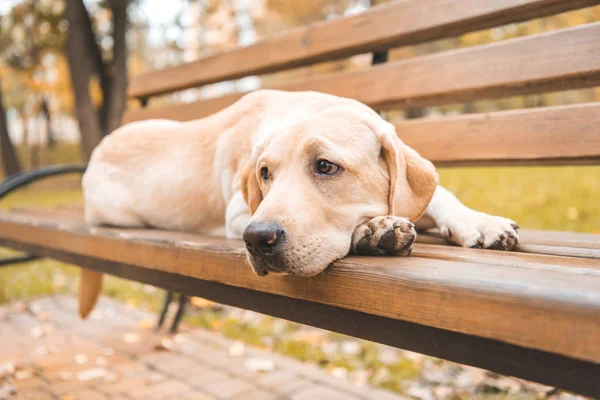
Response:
[[396, 103, 600, 167], [0, 211, 598, 364], [9, 205, 600, 258], [128, 0, 600, 98], [5, 248, 600, 398], [412, 243, 600, 270], [124, 23, 600, 123], [420, 229, 600, 251], [418, 231, 600, 259]]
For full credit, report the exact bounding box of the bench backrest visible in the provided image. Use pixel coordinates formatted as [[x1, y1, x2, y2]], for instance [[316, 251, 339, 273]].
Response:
[[124, 0, 600, 167]]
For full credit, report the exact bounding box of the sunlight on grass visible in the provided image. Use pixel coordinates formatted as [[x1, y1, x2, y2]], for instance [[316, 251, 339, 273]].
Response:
[[439, 166, 600, 233]]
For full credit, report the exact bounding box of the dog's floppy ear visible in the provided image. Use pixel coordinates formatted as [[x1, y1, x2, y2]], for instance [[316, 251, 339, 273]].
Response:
[[240, 157, 263, 214], [378, 122, 438, 221]]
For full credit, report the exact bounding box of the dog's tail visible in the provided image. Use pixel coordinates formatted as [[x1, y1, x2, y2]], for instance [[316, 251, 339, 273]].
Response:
[[0, 164, 100, 319], [79, 269, 103, 318]]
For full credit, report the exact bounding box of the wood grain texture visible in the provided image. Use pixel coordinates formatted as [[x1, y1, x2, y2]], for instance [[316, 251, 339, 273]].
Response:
[[124, 23, 600, 124], [128, 0, 600, 98], [395, 103, 600, 166], [0, 210, 598, 363]]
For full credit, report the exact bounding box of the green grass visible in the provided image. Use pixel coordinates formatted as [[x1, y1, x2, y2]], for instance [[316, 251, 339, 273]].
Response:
[[439, 166, 600, 233]]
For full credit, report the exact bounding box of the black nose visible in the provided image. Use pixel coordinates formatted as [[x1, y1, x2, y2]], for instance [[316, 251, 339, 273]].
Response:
[[243, 221, 285, 256]]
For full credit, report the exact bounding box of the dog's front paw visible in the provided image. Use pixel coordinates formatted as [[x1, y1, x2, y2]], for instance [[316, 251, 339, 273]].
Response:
[[351, 216, 416, 256], [440, 212, 519, 250]]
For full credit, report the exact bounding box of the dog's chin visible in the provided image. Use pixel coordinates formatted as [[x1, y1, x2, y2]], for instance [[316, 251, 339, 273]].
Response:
[[246, 252, 330, 277]]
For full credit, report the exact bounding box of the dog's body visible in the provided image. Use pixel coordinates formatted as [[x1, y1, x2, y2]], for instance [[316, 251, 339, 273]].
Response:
[[81, 90, 518, 315]]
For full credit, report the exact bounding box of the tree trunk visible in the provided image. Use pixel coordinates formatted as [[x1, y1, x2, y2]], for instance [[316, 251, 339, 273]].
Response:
[[65, 0, 106, 161], [64, 0, 130, 160], [0, 81, 22, 176], [40, 96, 55, 148], [19, 108, 29, 147], [103, 0, 129, 134], [30, 141, 39, 169]]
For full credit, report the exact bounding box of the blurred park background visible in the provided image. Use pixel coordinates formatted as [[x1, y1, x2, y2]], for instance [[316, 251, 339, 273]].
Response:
[[0, 0, 599, 398]]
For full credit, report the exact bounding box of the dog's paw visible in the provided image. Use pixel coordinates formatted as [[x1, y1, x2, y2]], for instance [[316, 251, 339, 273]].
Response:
[[351, 216, 416, 256], [439, 212, 519, 250]]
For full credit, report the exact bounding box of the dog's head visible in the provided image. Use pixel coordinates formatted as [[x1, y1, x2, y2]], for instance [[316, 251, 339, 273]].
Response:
[[240, 93, 438, 276]]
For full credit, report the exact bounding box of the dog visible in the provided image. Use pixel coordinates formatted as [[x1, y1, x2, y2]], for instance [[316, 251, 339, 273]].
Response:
[[79, 90, 519, 317]]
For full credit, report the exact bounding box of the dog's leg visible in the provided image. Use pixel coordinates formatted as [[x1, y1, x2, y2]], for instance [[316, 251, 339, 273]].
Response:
[[225, 191, 251, 239], [416, 186, 519, 250], [351, 216, 416, 256]]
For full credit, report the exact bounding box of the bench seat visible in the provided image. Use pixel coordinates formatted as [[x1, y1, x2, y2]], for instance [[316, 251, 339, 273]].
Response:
[[1, 206, 598, 396]]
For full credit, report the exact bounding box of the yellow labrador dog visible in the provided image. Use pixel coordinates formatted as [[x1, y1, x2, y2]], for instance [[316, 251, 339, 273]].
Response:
[[80, 90, 518, 317]]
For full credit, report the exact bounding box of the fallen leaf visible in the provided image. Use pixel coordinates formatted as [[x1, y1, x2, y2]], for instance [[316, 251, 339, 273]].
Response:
[[103, 307, 116, 318], [36, 312, 52, 321], [33, 346, 48, 357], [340, 341, 360, 356], [405, 385, 435, 400], [153, 338, 174, 352], [0, 362, 15, 379], [244, 358, 275, 373], [103, 372, 118, 383], [14, 368, 34, 380], [59, 372, 73, 381], [173, 334, 188, 344], [433, 385, 453, 399], [142, 284, 156, 294], [349, 370, 370, 387], [102, 347, 115, 356], [125, 299, 138, 308], [76, 368, 106, 381], [190, 297, 214, 308], [0, 382, 16, 398], [30, 326, 43, 338], [74, 354, 88, 365], [378, 348, 400, 365], [123, 332, 140, 344], [95, 356, 108, 366], [228, 341, 245, 357], [137, 319, 154, 330], [330, 367, 348, 379], [90, 310, 104, 320]]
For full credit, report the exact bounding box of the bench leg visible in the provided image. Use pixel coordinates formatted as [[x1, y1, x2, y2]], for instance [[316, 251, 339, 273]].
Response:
[[157, 291, 174, 330], [170, 294, 188, 333]]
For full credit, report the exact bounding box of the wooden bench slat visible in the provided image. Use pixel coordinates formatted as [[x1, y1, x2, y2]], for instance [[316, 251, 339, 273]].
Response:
[[419, 233, 600, 260], [412, 243, 600, 270], [397, 103, 600, 167], [8, 206, 600, 259], [420, 228, 600, 251], [128, 0, 599, 98], [124, 23, 600, 125], [1, 210, 598, 364]]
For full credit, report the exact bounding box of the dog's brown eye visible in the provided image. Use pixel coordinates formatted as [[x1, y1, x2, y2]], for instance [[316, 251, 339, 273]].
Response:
[[316, 159, 339, 175], [260, 166, 269, 180]]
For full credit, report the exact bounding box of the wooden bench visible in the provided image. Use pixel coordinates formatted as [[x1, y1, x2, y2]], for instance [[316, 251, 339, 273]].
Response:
[[1, 0, 599, 396]]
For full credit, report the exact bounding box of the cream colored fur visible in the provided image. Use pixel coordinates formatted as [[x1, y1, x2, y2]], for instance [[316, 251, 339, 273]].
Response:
[[79, 90, 518, 318]]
